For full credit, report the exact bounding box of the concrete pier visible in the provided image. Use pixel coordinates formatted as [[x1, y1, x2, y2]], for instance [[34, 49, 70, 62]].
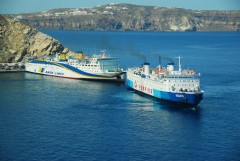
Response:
[[0, 63, 25, 72]]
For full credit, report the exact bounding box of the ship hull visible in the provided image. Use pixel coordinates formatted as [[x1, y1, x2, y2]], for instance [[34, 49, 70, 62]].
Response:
[[126, 78, 203, 106], [25, 62, 125, 81]]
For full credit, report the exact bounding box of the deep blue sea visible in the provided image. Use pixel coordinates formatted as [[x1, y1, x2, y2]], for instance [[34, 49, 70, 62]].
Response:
[[0, 31, 240, 161]]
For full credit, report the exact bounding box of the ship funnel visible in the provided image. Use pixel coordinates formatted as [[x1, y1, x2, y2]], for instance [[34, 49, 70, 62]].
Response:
[[167, 63, 174, 71], [143, 62, 150, 75], [60, 53, 67, 61]]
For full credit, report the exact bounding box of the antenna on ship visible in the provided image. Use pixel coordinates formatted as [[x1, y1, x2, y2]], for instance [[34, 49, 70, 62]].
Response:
[[158, 56, 161, 71], [159, 56, 161, 66], [176, 56, 182, 72]]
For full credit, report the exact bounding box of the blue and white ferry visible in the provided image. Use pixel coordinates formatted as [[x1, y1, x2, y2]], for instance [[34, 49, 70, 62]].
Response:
[[126, 57, 204, 106], [25, 51, 125, 81]]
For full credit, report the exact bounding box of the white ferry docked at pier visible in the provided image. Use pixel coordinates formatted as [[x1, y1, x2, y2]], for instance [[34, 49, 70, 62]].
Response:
[[25, 51, 125, 81], [126, 57, 204, 106]]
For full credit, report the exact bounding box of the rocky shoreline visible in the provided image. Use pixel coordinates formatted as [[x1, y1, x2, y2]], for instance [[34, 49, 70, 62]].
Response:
[[0, 15, 75, 63]]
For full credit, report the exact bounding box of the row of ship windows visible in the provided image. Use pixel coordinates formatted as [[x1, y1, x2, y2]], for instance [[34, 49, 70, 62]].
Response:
[[83, 70, 99, 73], [71, 64, 99, 67], [71, 64, 115, 67], [172, 84, 195, 87], [169, 80, 198, 83], [167, 77, 194, 78], [44, 66, 57, 69], [77, 67, 101, 70], [32, 65, 55, 68]]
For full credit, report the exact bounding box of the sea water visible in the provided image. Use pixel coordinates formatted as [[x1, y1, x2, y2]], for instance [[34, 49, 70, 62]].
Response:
[[0, 31, 239, 161]]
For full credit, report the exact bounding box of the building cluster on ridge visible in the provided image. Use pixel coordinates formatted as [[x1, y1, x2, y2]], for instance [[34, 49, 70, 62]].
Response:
[[7, 3, 240, 31]]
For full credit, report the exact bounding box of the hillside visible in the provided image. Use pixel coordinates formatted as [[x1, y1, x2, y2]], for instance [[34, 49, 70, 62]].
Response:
[[8, 3, 240, 31], [0, 15, 74, 63]]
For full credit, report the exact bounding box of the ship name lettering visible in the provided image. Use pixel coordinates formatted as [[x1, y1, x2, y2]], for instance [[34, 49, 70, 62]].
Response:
[[176, 94, 184, 98], [55, 72, 64, 75], [46, 71, 54, 74]]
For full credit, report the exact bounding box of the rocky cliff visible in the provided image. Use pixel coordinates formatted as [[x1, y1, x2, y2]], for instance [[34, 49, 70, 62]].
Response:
[[0, 15, 74, 63], [8, 3, 240, 31]]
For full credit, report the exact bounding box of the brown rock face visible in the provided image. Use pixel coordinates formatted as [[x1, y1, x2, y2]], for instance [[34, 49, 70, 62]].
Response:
[[0, 15, 74, 63]]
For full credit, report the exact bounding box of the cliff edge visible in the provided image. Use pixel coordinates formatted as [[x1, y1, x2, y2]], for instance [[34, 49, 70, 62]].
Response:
[[0, 15, 74, 63], [9, 4, 240, 31]]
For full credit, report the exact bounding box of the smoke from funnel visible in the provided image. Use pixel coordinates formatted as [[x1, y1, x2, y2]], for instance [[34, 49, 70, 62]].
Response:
[[133, 52, 147, 62], [162, 56, 174, 64], [125, 42, 147, 62], [98, 36, 147, 62], [157, 55, 174, 65]]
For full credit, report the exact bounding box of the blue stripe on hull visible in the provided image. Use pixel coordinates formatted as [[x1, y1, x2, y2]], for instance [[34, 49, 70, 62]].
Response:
[[126, 79, 203, 105], [57, 63, 98, 77], [30, 61, 122, 78], [58, 63, 123, 78], [153, 89, 203, 105], [126, 79, 134, 88]]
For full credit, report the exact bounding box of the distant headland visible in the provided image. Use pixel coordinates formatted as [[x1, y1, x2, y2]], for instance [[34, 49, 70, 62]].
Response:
[[5, 3, 240, 32]]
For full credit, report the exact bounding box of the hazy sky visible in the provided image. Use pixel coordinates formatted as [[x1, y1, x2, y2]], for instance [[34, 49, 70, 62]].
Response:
[[0, 0, 240, 14]]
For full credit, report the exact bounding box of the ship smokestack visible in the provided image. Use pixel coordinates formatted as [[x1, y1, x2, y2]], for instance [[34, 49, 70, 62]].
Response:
[[143, 62, 150, 75], [60, 53, 67, 61], [167, 63, 174, 71]]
